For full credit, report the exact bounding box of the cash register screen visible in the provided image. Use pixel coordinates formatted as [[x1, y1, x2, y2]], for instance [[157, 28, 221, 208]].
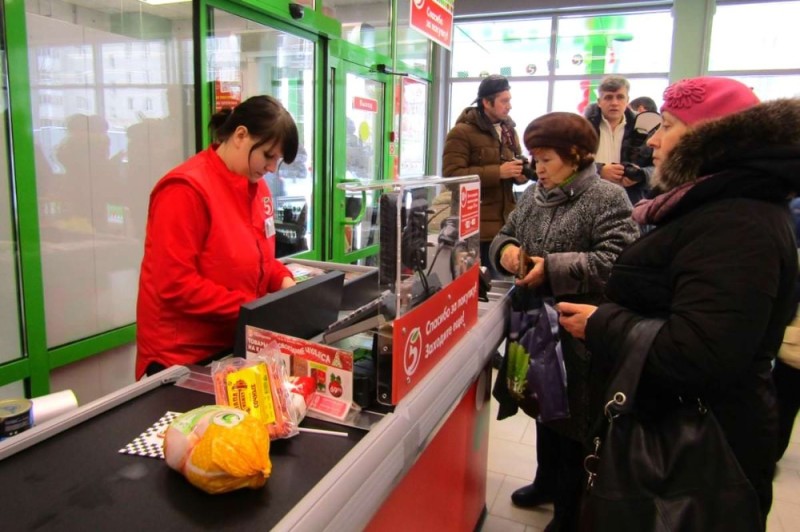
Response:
[[233, 270, 345, 356]]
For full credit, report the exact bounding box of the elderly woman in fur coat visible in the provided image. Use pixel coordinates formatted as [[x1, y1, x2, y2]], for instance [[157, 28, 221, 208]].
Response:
[[559, 77, 800, 530], [489, 112, 639, 532]]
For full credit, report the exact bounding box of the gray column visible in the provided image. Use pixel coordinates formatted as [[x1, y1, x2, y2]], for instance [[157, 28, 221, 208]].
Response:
[[669, 0, 716, 82]]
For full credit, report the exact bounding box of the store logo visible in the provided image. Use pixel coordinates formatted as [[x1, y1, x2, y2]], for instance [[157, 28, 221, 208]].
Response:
[[403, 327, 423, 376], [413, 0, 425, 8]]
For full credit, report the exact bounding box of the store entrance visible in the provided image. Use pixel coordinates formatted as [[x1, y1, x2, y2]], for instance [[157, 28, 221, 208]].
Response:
[[328, 61, 388, 265]]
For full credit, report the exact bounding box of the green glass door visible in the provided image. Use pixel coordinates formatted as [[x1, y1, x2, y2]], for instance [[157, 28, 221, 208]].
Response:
[[329, 61, 388, 264], [207, 4, 319, 259]]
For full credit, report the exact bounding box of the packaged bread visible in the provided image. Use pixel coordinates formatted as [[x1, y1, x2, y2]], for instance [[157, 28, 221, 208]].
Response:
[[163, 405, 271, 494]]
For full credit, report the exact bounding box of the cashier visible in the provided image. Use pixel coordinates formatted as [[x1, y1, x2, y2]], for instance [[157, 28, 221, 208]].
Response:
[[136, 95, 298, 379]]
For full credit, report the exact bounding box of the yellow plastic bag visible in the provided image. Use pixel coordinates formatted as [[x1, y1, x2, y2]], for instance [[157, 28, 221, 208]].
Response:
[[163, 405, 271, 494]]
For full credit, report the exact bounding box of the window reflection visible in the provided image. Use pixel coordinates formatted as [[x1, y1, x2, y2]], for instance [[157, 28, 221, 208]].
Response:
[[27, 0, 194, 346], [344, 73, 383, 255], [394, 0, 432, 72], [556, 13, 672, 75], [0, 9, 22, 365], [325, 0, 391, 56], [398, 77, 428, 178], [209, 9, 315, 258], [451, 19, 551, 78], [448, 10, 673, 127], [710, 1, 800, 72]]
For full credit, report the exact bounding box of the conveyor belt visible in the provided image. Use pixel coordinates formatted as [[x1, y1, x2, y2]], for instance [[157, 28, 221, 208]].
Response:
[[0, 380, 365, 531]]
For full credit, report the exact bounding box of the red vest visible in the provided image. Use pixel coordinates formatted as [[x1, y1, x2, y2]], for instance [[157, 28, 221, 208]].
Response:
[[136, 146, 291, 378]]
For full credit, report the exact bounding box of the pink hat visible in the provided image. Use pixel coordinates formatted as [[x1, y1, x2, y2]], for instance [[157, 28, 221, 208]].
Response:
[[660, 77, 760, 126]]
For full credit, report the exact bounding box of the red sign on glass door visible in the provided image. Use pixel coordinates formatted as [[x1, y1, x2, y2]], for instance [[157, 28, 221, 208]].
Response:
[[353, 96, 378, 112]]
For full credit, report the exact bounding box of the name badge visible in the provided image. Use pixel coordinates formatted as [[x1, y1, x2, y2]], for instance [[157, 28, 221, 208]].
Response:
[[265, 217, 276, 238]]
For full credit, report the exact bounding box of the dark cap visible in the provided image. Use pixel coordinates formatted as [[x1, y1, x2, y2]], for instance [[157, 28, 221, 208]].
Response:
[[523, 112, 598, 154], [474, 74, 511, 104]]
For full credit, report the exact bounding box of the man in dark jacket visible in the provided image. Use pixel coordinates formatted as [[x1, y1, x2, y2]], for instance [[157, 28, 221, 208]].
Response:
[[442, 74, 533, 278], [585, 75, 654, 206]]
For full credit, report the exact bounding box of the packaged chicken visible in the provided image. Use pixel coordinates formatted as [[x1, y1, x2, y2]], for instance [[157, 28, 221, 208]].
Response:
[[163, 405, 271, 494]]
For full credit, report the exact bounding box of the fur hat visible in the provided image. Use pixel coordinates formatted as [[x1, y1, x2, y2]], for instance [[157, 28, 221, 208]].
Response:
[[523, 112, 599, 154], [474, 75, 511, 104], [661, 77, 760, 126]]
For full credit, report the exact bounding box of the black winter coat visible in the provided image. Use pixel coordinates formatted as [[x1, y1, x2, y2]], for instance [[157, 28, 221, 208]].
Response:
[[585, 98, 800, 520], [585, 105, 654, 205]]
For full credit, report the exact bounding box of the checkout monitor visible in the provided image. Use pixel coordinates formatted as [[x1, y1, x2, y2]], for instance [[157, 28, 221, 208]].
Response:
[[233, 270, 345, 357]]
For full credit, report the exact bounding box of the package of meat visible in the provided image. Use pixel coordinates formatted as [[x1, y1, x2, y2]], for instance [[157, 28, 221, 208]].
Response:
[[212, 344, 300, 440]]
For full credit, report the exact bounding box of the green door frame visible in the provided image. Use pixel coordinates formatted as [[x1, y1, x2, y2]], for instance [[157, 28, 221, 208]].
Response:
[[0, 0, 338, 395], [327, 41, 394, 264]]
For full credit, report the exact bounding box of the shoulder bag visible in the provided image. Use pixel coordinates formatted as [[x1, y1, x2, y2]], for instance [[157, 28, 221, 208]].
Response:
[[580, 319, 763, 531], [492, 288, 570, 423]]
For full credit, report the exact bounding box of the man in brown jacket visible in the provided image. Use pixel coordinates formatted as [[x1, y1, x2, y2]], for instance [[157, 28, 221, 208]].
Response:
[[442, 74, 532, 278]]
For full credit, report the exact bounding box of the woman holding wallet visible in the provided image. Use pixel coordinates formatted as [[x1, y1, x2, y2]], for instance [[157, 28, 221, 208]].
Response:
[[489, 112, 638, 531]]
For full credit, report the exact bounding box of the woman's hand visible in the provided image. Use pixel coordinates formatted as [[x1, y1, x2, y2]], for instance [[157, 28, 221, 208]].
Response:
[[516, 256, 545, 288], [556, 302, 597, 340], [280, 276, 297, 290], [499, 244, 521, 275]]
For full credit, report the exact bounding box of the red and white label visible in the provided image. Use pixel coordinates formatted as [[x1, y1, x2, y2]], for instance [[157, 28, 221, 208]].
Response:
[[353, 96, 378, 112], [390, 265, 479, 403], [459, 182, 480, 240], [409, 0, 454, 50]]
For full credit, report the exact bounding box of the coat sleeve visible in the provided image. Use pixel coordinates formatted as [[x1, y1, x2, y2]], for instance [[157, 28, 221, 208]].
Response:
[[442, 125, 502, 185], [488, 187, 534, 274], [267, 258, 293, 293], [546, 187, 639, 297], [586, 202, 789, 396], [148, 184, 251, 320]]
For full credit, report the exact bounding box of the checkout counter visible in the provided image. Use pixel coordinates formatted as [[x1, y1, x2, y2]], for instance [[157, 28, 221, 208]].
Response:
[[0, 282, 510, 531]]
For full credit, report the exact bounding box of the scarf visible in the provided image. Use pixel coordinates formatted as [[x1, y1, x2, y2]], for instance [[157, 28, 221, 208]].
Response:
[[534, 166, 595, 207], [632, 176, 711, 225], [500, 122, 517, 151]]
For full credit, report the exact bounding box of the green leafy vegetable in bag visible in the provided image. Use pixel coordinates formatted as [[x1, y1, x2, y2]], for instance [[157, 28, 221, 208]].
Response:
[[506, 341, 530, 400]]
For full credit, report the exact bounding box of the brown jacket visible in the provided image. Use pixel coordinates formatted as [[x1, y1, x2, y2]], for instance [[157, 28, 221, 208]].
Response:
[[442, 107, 525, 241]]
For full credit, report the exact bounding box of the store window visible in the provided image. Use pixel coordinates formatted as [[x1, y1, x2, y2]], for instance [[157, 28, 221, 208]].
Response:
[[395, 0, 433, 73], [551, 78, 669, 116], [451, 18, 552, 79], [208, 9, 316, 258], [26, 0, 194, 347], [446, 7, 673, 200], [709, 1, 800, 98], [555, 12, 672, 76], [325, 0, 391, 57], [397, 77, 428, 178], [448, 9, 673, 129], [0, 5, 22, 369]]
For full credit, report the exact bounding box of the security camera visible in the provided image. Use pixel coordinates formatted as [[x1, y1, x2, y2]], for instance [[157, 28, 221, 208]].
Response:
[[289, 3, 304, 20]]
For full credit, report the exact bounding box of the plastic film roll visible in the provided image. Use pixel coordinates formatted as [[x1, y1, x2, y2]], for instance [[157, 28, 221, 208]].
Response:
[[30, 390, 78, 426]]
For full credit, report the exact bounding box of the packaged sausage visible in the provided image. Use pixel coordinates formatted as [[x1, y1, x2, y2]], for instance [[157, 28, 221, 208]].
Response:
[[212, 343, 301, 439]]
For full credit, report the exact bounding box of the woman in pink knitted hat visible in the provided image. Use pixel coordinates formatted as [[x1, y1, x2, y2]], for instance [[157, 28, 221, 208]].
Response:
[[558, 77, 800, 530]]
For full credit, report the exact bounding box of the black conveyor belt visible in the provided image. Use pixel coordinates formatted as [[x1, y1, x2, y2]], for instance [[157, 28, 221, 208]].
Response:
[[0, 382, 365, 531]]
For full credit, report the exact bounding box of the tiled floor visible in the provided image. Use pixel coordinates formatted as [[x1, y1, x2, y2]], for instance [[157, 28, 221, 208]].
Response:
[[482, 371, 800, 532]]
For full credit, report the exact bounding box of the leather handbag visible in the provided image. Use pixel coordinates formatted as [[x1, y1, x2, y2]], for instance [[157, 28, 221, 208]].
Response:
[[580, 319, 763, 531]]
